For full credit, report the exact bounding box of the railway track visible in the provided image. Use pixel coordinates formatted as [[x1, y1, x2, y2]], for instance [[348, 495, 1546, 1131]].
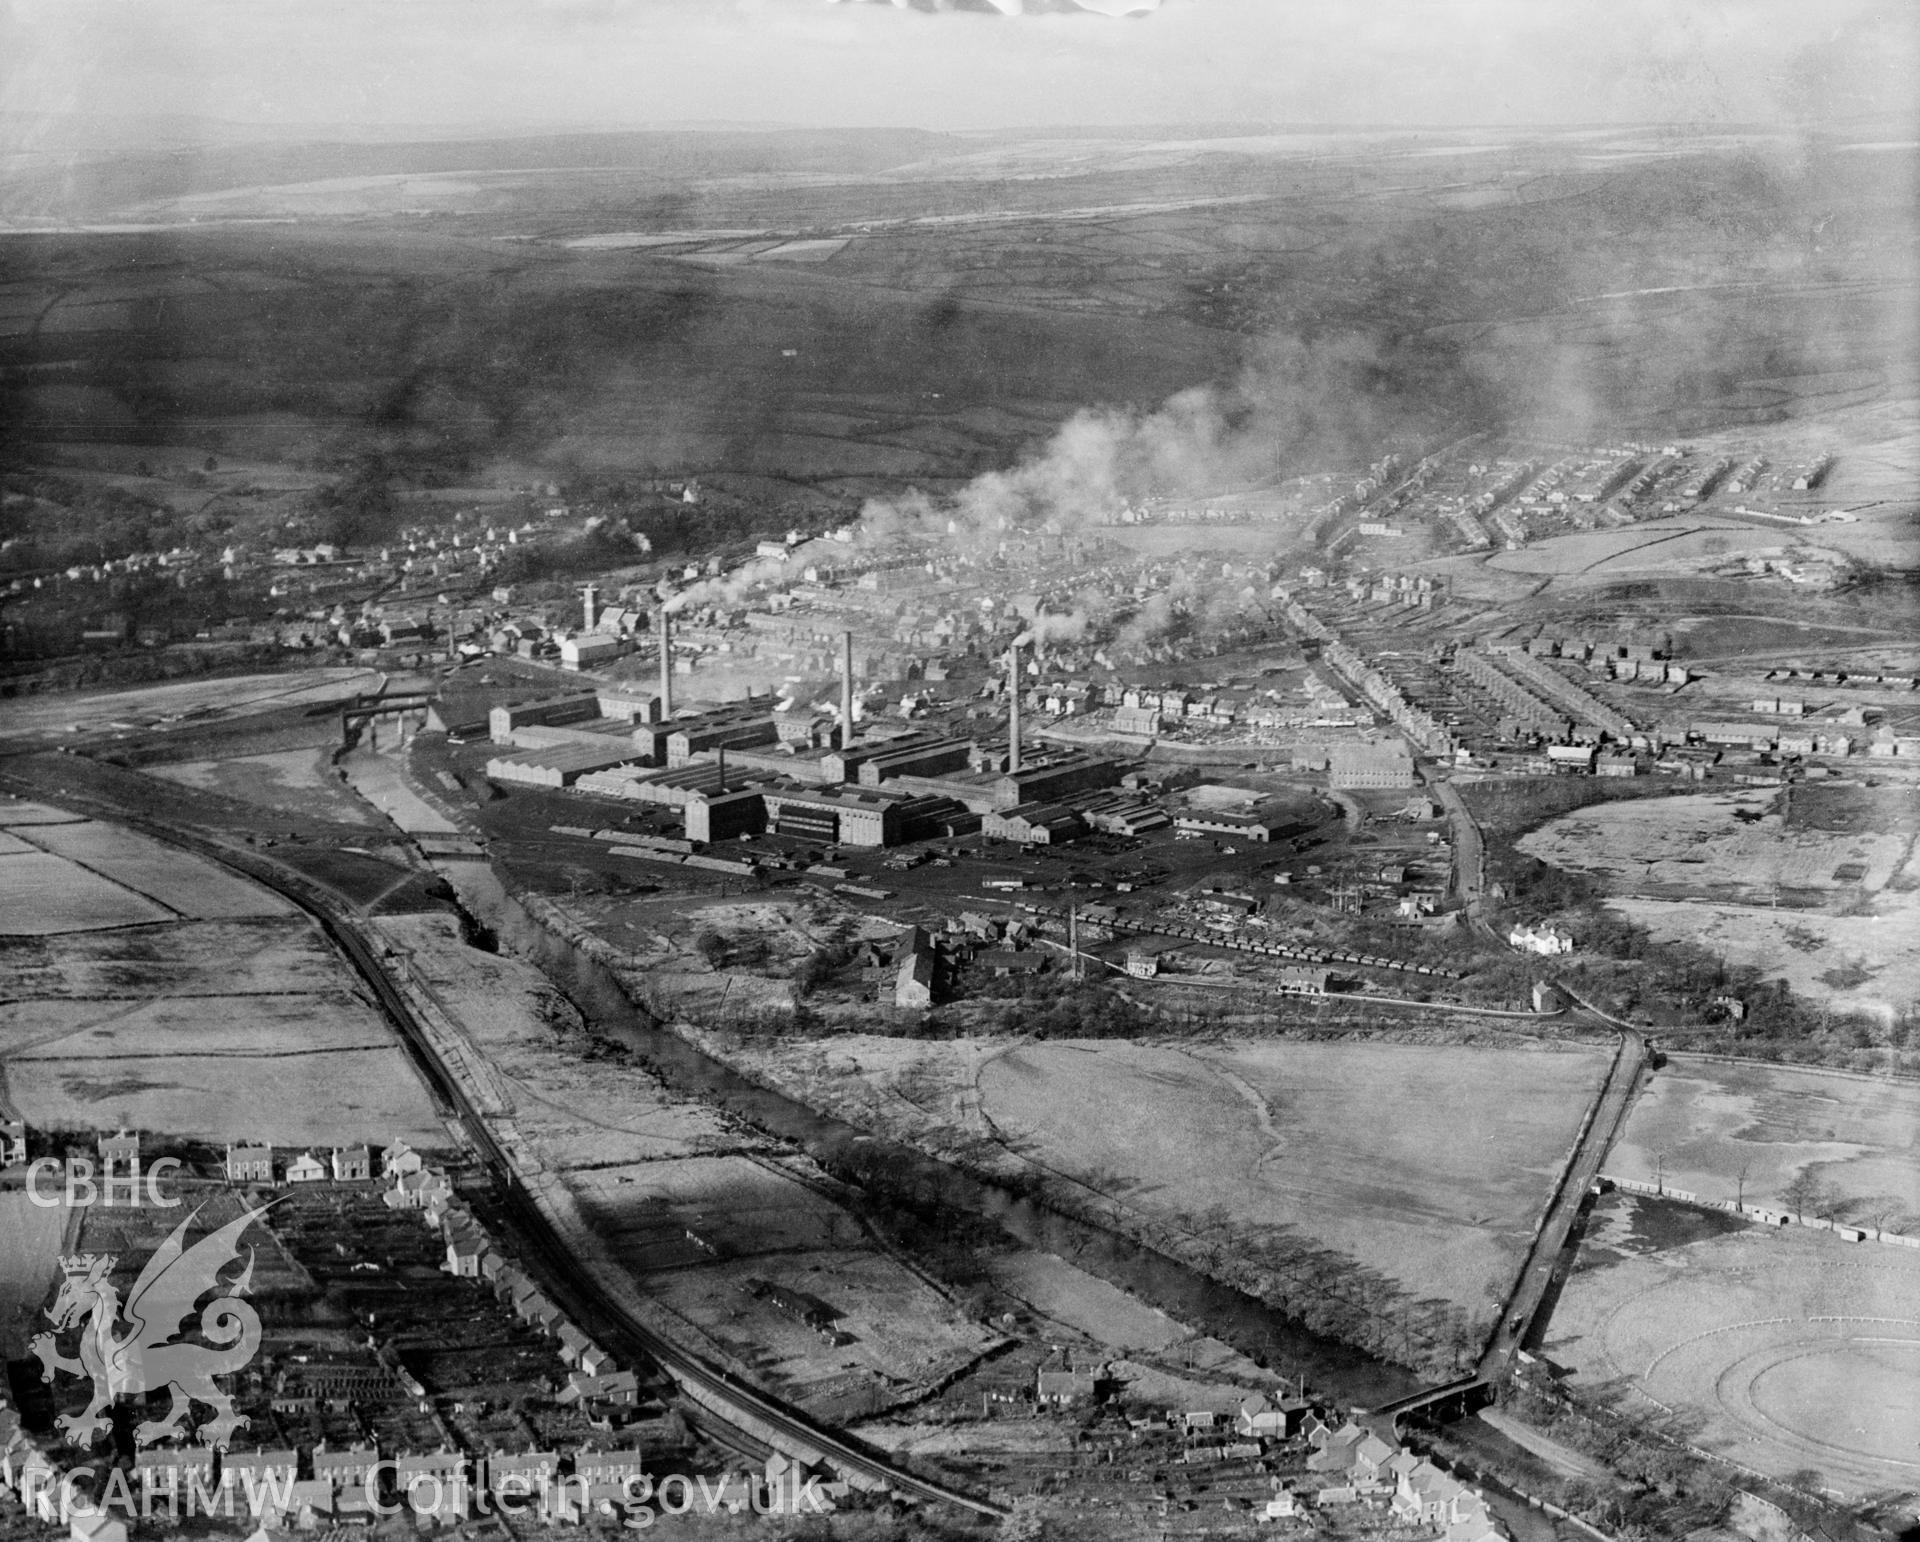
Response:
[[257, 866, 1006, 1518], [0, 765, 1004, 1519]]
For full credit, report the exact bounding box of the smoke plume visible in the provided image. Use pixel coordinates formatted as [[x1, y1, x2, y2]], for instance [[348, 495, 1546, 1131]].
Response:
[[855, 329, 1474, 551]]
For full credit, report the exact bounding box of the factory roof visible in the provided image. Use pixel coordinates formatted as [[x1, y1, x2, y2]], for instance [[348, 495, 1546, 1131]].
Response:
[[489, 743, 645, 773]]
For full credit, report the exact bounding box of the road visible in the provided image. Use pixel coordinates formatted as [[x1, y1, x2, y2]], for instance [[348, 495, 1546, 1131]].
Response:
[[1371, 1023, 1645, 1425], [1479, 1026, 1644, 1381], [0, 760, 1005, 1519], [1428, 774, 1489, 924]]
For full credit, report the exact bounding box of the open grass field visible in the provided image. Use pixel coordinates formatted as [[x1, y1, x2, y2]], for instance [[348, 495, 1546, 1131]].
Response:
[[1520, 788, 1920, 1018], [0, 916, 352, 999], [1615, 893, 1920, 1023], [0, 849, 173, 933], [5, 133, 1909, 517], [978, 1039, 1608, 1314], [4, 1047, 439, 1147], [1551, 1196, 1920, 1498], [15, 819, 294, 919], [1517, 790, 1911, 899], [1608, 1055, 1920, 1226], [711, 1032, 1609, 1320], [0, 800, 86, 826], [0, 992, 405, 1061], [983, 1250, 1187, 1354], [0, 804, 445, 1145], [0, 965, 445, 1146], [1488, 519, 1784, 578], [147, 747, 384, 828]]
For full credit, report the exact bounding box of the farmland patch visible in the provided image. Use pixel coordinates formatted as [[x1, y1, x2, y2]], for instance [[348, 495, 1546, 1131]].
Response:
[[0, 809, 444, 1146], [1608, 1055, 1920, 1223], [705, 1032, 1610, 1321], [17, 820, 293, 919], [0, 918, 347, 1000], [0, 850, 173, 934], [0, 801, 87, 826]]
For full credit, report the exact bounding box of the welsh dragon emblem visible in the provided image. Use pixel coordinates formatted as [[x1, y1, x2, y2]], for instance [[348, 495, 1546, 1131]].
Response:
[[31, 1203, 267, 1449]]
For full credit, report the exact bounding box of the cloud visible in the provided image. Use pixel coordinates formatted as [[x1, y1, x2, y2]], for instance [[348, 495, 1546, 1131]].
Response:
[[825, 0, 1160, 14], [1, 0, 1908, 138]]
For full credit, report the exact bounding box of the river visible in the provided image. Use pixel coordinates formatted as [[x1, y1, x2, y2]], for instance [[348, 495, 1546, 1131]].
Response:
[[443, 863, 1425, 1412]]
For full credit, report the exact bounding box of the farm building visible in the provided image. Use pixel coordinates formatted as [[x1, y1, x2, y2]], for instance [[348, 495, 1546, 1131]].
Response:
[[748, 1278, 841, 1333]]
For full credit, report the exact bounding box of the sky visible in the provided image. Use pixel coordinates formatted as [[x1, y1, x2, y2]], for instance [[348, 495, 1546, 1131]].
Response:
[[2, 0, 1915, 138]]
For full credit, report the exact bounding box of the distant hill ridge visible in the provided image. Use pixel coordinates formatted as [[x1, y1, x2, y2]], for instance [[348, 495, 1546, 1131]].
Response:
[[0, 125, 967, 221]]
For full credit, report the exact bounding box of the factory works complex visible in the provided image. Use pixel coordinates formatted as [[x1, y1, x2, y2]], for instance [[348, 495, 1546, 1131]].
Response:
[[483, 629, 1131, 847]]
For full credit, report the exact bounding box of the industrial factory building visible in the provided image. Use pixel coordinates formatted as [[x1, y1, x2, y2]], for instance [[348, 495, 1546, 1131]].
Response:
[[1173, 802, 1309, 843], [575, 762, 729, 804], [982, 803, 1084, 845], [762, 785, 908, 847], [853, 734, 975, 785], [663, 706, 780, 767], [685, 787, 770, 844], [485, 742, 649, 789], [490, 692, 601, 743], [991, 752, 1124, 810]]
